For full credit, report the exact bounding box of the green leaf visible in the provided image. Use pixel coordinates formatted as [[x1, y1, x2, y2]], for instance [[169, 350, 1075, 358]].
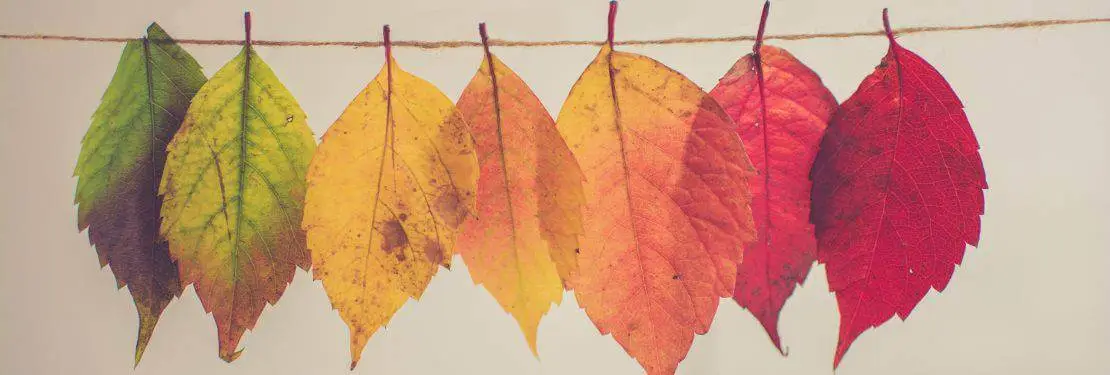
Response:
[[158, 43, 316, 362], [73, 23, 206, 366]]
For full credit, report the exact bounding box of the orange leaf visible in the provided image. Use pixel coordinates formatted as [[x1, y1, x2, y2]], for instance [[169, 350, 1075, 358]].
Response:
[[455, 24, 585, 355], [555, 3, 756, 374]]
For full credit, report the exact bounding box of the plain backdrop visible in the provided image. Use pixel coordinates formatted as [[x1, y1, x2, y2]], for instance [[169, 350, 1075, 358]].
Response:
[[2, 0, 1109, 374]]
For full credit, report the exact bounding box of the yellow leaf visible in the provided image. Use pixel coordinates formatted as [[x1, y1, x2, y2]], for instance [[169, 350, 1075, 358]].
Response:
[[302, 39, 478, 368], [454, 26, 585, 356]]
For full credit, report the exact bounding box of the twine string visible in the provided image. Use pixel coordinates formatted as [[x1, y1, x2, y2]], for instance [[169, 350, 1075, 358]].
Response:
[[0, 17, 1107, 49]]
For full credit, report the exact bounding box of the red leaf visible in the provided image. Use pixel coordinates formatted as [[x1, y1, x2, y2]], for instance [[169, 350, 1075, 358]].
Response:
[[810, 9, 987, 368], [709, 1, 837, 353]]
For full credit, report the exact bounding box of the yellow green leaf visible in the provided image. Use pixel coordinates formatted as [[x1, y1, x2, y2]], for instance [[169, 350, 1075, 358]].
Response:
[[159, 43, 316, 362]]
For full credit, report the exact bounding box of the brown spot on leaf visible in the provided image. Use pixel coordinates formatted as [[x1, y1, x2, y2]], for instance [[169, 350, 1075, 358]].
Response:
[[424, 241, 444, 265], [434, 190, 465, 228], [381, 220, 408, 261]]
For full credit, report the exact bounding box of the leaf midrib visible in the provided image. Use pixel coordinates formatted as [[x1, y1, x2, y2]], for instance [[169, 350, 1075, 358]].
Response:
[[227, 45, 252, 337], [482, 54, 529, 297]]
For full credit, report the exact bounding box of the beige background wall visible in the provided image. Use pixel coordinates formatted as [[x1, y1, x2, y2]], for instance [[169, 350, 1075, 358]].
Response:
[[2, 0, 1109, 374]]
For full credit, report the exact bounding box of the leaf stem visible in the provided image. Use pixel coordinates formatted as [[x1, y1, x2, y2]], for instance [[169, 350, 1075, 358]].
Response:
[[383, 24, 392, 61], [479, 23, 491, 57], [754, 0, 769, 53], [243, 11, 251, 46], [607, 0, 617, 48], [882, 8, 895, 44]]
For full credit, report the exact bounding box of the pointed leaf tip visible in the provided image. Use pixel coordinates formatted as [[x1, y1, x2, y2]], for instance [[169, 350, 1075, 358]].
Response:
[[145, 22, 165, 36], [133, 306, 160, 366], [221, 348, 244, 363]]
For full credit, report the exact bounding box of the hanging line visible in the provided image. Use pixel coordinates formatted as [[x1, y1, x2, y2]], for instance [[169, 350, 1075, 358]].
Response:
[[1, 17, 1107, 49]]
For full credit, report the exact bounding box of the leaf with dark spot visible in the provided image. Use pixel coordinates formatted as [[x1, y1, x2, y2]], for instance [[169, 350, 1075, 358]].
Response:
[[380, 220, 409, 260], [302, 26, 478, 369]]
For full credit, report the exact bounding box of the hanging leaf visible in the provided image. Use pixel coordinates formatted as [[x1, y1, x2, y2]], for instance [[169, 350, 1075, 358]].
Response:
[[810, 9, 987, 368], [302, 26, 478, 369], [707, 1, 837, 353], [454, 24, 584, 356], [556, 3, 756, 374], [74, 23, 206, 365], [159, 13, 317, 362]]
